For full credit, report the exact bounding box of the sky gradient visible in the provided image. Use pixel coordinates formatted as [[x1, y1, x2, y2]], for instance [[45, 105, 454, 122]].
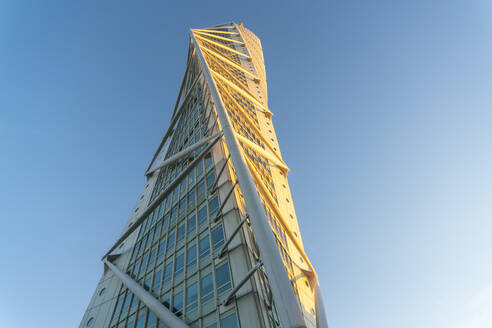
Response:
[[1, 1, 492, 327]]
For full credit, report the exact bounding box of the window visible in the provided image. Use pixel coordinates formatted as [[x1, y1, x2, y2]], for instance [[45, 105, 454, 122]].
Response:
[[198, 206, 208, 226], [180, 178, 187, 196], [136, 311, 146, 328], [188, 188, 196, 210], [221, 313, 239, 328], [153, 270, 162, 292], [175, 253, 184, 277], [209, 195, 219, 217], [129, 293, 139, 314], [98, 288, 106, 296], [199, 235, 210, 259], [167, 231, 175, 253], [187, 214, 196, 237], [177, 223, 186, 242], [206, 171, 216, 191], [111, 294, 124, 322], [163, 261, 173, 285], [162, 213, 170, 232], [201, 273, 214, 303], [212, 225, 225, 250], [187, 244, 197, 270], [86, 317, 94, 327], [147, 311, 157, 328], [173, 291, 184, 316], [138, 236, 147, 256], [171, 205, 178, 224], [144, 276, 151, 290], [188, 170, 195, 185], [148, 248, 156, 269], [205, 153, 213, 169], [140, 253, 149, 275], [179, 198, 186, 216], [172, 188, 179, 204], [127, 314, 135, 328], [157, 241, 166, 259], [155, 222, 162, 239], [186, 282, 198, 311], [196, 159, 204, 176], [121, 292, 131, 316], [197, 181, 206, 202], [132, 261, 140, 277], [216, 262, 232, 294]]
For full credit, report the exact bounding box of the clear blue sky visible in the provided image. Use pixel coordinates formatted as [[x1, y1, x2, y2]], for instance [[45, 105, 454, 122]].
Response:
[[1, 1, 491, 327]]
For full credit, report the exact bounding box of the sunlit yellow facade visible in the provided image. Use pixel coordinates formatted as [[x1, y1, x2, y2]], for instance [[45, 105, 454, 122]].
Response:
[[191, 23, 318, 326]]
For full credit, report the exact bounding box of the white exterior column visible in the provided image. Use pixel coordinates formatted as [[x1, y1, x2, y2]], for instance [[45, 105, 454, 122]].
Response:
[[191, 31, 307, 328]]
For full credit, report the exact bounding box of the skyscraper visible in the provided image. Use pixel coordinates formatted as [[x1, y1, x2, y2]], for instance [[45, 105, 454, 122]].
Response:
[[80, 22, 327, 328]]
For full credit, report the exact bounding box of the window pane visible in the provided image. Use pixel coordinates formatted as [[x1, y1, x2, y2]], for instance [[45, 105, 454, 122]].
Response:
[[163, 261, 173, 285], [187, 244, 197, 269], [197, 180, 205, 202], [167, 231, 175, 253], [216, 262, 232, 294], [196, 159, 204, 177], [148, 248, 156, 269], [206, 171, 216, 191], [171, 205, 178, 225], [147, 311, 157, 328], [221, 313, 238, 328], [140, 253, 149, 275], [157, 241, 166, 259], [155, 221, 162, 239], [212, 225, 225, 250], [162, 214, 169, 232], [132, 261, 140, 277], [201, 273, 214, 303], [173, 291, 183, 316], [111, 294, 124, 323], [153, 270, 162, 292], [205, 153, 213, 169], [186, 282, 198, 311], [179, 198, 186, 216], [175, 253, 184, 276], [135, 311, 146, 328], [198, 206, 207, 226], [199, 235, 210, 259], [187, 214, 196, 237], [177, 223, 186, 242], [144, 276, 151, 290], [121, 292, 131, 316], [188, 188, 196, 210], [209, 195, 219, 217]]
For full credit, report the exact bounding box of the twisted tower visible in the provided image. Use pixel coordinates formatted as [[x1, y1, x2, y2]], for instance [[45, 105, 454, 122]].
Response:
[[80, 22, 328, 328]]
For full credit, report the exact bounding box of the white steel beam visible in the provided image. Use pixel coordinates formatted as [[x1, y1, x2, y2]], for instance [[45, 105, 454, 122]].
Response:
[[146, 132, 223, 177]]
